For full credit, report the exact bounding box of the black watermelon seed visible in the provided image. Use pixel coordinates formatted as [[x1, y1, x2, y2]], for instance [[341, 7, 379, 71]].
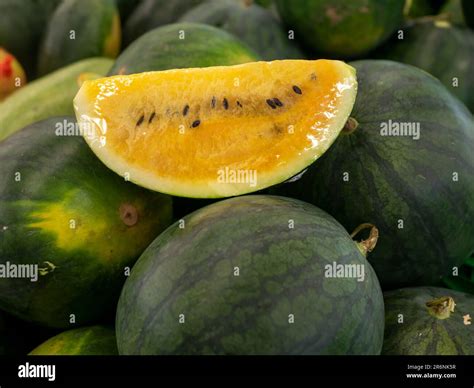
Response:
[[192, 120, 201, 128], [292, 85, 302, 94], [237, 101, 243, 108], [136, 115, 144, 126], [223, 98, 229, 110], [148, 112, 156, 123], [266, 99, 277, 109], [211, 96, 216, 108], [273, 98, 283, 107], [183, 104, 189, 116]]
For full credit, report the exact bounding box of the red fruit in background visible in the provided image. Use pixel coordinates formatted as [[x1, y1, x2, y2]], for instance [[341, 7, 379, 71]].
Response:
[[0, 47, 26, 101]]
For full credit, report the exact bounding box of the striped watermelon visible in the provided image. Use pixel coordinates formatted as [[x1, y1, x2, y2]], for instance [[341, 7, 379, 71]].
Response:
[[272, 60, 474, 289], [116, 195, 385, 355]]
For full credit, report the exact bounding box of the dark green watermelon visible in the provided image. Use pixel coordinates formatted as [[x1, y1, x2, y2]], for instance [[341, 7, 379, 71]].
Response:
[[383, 287, 474, 355], [378, 20, 474, 112], [272, 60, 474, 289], [444, 256, 474, 294], [179, 0, 303, 60], [116, 195, 384, 355], [0, 117, 173, 328], [109, 22, 258, 75], [29, 326, 117, 355], [123, 0, 203, 45], [275, 0, 405, 57]]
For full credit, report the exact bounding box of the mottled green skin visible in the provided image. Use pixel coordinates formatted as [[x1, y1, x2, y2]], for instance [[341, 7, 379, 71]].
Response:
[[275, 0, 404, 57], [0, 0, 61, 78], [462, 0, 474, 28], [0, 58, 113, 142], [109, 23, 258, 75], [123, 0, 203, 45], [116, 195, 384, 355], [37, 0, 120, 76], [383, 287, 474, 355], [180, 0, 303, 60], [378, 22, 474, 111], [272, 61, 474, 289], [29, 326, 117, 355], [0, 117, 173, 328]]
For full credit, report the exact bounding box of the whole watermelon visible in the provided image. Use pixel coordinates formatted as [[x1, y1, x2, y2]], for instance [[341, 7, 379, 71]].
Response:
[[109, 22, 258, 75], [272, 60, 474, 289], [0, 117, 173, 328], [116, 195, 385, 355], [275, 0, 405, 57], [0, 310, 57, 355], [383, 287, 474, 355], [378, 20, 474, 111], [404, 0, 435, 18], [180, 0, 303, 60]]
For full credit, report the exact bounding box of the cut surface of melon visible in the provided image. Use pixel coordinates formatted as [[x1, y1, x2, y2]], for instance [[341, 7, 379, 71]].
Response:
[[74, 60, 357, 198]]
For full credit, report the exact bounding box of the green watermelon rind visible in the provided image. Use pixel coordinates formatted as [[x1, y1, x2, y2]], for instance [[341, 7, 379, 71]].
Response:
[[29, 326, 118, 355]]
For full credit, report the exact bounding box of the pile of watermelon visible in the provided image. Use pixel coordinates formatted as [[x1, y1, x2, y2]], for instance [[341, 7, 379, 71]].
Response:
[[0, 0, 473, 356]]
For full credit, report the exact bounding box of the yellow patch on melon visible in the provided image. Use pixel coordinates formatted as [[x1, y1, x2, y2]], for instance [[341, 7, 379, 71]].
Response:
[[74, 60, 357, 197]]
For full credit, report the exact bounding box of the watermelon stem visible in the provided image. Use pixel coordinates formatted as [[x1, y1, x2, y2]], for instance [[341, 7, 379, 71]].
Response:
[[350, 223, 379, 256], [425, 296, 456, 320], [342, 117, 359, 134]]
